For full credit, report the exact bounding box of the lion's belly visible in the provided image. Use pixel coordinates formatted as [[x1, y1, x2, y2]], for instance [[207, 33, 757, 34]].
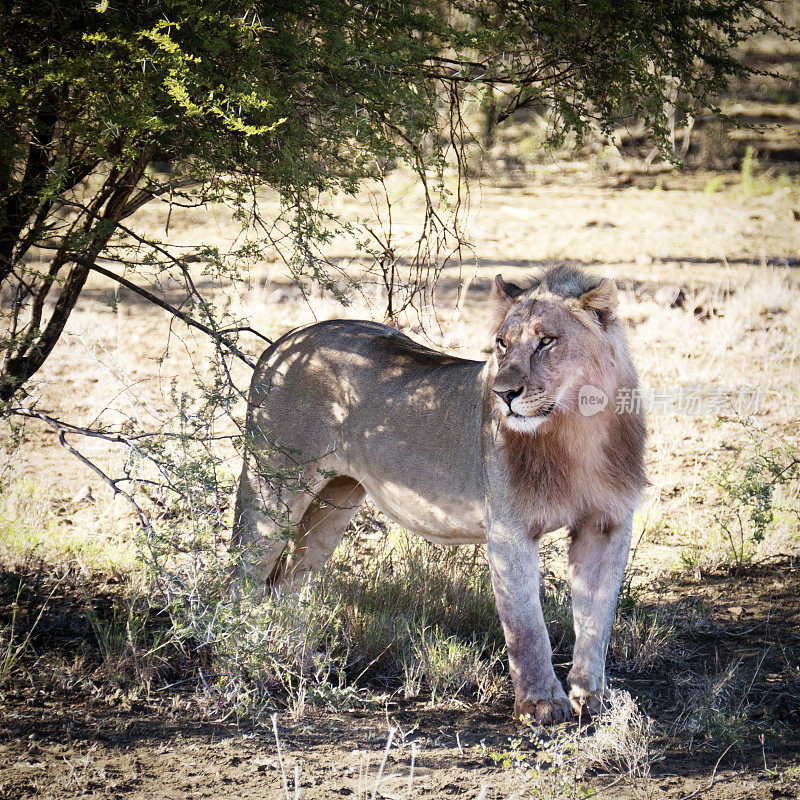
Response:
[[358, 477, 488, 546]]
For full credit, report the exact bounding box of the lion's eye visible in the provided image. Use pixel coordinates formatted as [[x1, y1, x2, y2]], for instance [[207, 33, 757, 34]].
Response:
[[540, 336, 555, 348], [495, 337, 507, 352]]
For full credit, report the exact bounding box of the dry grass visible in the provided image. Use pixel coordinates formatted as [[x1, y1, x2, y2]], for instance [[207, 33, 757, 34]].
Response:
[[0, 479, 137, 579], [579, 690, 658, 800]]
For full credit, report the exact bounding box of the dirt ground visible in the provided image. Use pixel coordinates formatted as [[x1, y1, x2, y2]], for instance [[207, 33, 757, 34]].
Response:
[[2, 81, 800, 800], [1, 559, 799, 799]]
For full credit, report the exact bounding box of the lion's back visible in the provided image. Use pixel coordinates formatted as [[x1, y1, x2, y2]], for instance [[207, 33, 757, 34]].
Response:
[[251, 319, 467, 403], [248, 318, 482, 451]]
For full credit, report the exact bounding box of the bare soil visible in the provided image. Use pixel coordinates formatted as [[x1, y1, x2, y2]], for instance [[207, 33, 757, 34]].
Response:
[[1, 560, 799, 799]]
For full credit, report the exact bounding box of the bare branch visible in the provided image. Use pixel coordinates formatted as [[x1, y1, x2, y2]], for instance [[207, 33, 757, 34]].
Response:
[[72, 256, 264, 368], [28, 409, 150, 528]]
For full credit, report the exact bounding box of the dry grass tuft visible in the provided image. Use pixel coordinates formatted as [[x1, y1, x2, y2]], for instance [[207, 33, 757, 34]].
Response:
[[580, 689, 658, 797]]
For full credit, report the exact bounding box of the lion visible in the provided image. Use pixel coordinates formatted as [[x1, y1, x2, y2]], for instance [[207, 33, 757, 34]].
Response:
[[232, 265, 647, 724]]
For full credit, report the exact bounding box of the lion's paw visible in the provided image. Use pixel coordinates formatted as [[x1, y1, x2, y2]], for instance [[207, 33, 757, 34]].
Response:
[[567, 666, 610, 718], [568, 684, 609, 718], [515, 697, 573, 726]]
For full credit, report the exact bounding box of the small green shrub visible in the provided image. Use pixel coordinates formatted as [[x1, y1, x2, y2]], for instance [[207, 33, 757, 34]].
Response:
[[680, 659, 755, 753], [736, 146, 799, 198], [715, 436, 799, 547], [679, 425, 799, 573]]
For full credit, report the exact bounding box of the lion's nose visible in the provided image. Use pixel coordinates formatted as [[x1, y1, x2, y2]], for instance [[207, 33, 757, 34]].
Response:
[[494, 386, 524, 409]]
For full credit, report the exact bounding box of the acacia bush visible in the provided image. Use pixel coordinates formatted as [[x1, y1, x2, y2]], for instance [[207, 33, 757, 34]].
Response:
[[1, 0, 796, 405]]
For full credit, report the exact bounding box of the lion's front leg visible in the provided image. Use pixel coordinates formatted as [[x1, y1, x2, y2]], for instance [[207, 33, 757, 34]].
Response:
[[486, 526, 571, 724], [567, 511, 633, 716]]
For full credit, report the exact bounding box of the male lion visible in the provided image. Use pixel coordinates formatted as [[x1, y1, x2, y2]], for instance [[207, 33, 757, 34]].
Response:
[[232, 265, 647, 724]]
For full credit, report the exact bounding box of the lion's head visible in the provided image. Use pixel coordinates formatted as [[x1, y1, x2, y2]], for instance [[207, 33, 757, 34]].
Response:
[[490, 265, 634, 434]]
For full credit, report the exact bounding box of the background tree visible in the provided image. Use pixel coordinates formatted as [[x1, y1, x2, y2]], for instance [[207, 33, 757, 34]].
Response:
[[1, 0, 795, 407]]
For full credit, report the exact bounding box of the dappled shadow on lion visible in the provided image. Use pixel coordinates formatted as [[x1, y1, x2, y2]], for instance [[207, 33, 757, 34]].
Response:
[[232, 265, 647, 725]]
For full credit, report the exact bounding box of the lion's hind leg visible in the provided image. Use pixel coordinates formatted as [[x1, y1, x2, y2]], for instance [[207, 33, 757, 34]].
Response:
[[231, 459, 318, 595], [279, 476, 367, 591]]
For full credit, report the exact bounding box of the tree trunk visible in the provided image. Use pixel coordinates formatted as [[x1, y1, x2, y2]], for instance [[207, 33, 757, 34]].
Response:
[[0, 149, 154, 404]]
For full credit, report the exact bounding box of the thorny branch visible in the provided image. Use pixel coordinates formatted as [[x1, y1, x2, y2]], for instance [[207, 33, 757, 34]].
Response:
[[9, 407, 233, 594], [74, 256, 264, 368], [22, 409, 150, 528]]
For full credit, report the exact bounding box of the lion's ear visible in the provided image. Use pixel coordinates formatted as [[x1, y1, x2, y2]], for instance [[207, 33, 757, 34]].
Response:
[[579, 278, 618, 327], [491, 275, 525, 331], [493, 274, 525, 302]]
